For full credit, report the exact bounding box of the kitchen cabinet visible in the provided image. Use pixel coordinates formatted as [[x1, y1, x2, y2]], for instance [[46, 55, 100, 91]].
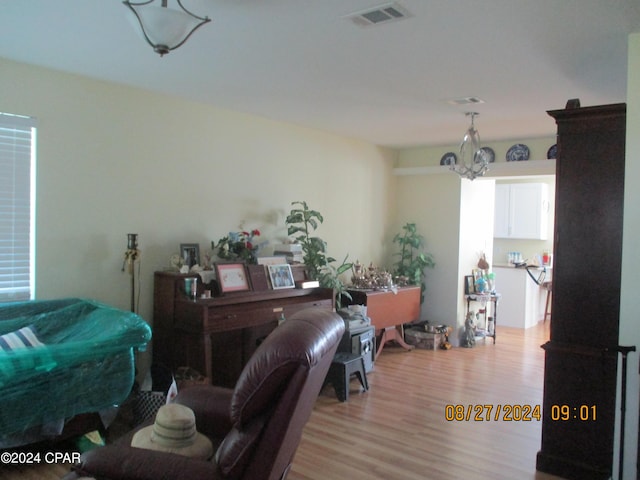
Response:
[[494, 183, 549, 239], [493, 266, 548, 329]]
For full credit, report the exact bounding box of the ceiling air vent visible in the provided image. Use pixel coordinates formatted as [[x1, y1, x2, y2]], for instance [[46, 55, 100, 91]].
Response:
[[346, 2, 412, 27], [446, 96, 486, 106]]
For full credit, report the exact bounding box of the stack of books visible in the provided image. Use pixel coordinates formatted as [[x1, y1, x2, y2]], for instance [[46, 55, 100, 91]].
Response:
[[272, 243, 304, 264], [295, 280, 319, 289]]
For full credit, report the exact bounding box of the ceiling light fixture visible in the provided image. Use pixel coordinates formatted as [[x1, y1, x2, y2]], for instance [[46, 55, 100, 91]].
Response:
[[123, 0, 211, 56], [450, 112, 489, 181]]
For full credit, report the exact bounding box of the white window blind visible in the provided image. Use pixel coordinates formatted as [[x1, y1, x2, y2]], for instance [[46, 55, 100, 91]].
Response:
[[0, 113, 36, 302]]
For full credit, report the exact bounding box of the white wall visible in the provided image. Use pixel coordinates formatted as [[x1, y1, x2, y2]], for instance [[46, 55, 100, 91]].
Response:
[[391, 172, 460, 331], [457, 178, 496, 340], [392, 162, 496, 344], [615, 32, 640, 480], [1, 57, 397, 365]]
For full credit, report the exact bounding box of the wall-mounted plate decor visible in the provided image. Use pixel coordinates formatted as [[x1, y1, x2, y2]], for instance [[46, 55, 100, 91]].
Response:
[[440, 152, 457, 165], [474, 146, 495, 164], [547, 144, 557, 159], [506, 144, 530, 162]]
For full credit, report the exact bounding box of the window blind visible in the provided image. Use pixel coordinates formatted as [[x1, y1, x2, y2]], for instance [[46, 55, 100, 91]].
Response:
[[0, 113, 36, 302]]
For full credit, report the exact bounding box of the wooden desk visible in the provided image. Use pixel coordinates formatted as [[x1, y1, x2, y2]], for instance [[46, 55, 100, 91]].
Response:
[[153, 271, 334, 387], [346, 286, 420, 358]]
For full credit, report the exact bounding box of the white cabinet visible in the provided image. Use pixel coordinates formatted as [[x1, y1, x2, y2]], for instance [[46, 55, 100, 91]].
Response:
[[493, 266, 549, 328], [493, 184, 511, 238], [494, 183, 549, 240]]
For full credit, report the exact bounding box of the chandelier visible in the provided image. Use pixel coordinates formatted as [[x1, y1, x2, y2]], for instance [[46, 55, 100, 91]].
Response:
[[450, 112, 490, 181], [123, 0, 211, 56]]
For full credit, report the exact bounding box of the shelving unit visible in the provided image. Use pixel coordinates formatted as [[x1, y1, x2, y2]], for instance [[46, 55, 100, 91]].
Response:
[[393, 159, 556, 178], [464, 292, 501, 344]]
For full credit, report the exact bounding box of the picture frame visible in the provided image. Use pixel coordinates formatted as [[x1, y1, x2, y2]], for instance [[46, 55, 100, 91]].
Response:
[[472, 268, 484, 286], [464, 275, 475, 295], [257, 256, 289, 266], [215, 262, 250, 293], [180, 243, 200, 268], [268, 264, 295, 290], [247, 264, 269, 291]]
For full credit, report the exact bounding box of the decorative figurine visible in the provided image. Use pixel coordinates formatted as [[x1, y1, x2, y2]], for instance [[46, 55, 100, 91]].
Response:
[[462, 311, 477, 348]]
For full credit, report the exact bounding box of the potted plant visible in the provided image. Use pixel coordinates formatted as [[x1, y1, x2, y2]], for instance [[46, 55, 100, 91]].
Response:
[[213, 229, 261, 265], [285, 201, 352, 307], [391, 222, 435, 304]]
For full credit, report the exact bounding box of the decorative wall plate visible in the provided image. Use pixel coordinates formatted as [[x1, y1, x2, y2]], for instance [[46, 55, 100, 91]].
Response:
[[440, 152, 457, 166], [474, 147, 495, 164], [506, 144, 530, 162], [547, 144, 557, 159]]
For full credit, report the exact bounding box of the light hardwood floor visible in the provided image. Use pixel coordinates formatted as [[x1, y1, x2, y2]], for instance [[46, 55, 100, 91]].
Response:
[[289, 321, 563, 480], [2, 322, 564, 480]]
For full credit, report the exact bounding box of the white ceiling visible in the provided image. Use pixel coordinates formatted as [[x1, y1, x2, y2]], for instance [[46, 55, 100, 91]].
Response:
[[1, 1, 639, 148]]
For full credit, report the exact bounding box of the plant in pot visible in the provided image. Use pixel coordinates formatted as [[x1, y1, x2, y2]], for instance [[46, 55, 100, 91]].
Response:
[[391, 222, 435, 304], [212, 229, 261, 265], [285, 201, 352, 308]]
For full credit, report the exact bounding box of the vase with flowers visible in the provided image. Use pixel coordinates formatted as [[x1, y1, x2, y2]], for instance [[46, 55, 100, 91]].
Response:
[[213, 229, 261, 265]]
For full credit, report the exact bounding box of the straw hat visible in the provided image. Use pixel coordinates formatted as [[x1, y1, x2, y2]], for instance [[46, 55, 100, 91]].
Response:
[[131, 403, 213, 460]]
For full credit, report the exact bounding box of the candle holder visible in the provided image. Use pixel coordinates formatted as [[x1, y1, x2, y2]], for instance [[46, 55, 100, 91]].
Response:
[[123, 233, 140, 312]]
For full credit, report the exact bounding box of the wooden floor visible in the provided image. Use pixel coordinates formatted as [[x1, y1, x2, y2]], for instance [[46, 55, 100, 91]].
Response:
[[3, 322, 564, 480], [290, 321, 563, 480]]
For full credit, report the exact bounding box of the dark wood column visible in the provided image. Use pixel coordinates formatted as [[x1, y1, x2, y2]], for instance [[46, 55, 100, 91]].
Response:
[[536, 102, 626, 479]]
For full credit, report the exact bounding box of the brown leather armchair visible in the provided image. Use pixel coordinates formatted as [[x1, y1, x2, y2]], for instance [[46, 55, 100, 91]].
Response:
[[63, 308, 344, 480]]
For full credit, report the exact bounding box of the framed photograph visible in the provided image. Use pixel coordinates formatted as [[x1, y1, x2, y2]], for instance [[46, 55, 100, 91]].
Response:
[[464, 275, 475, 295], [180, 243, 200, 268], [268, 264, 295, 290], [472, 268, 484, 286], [215, 263, 250, 293]]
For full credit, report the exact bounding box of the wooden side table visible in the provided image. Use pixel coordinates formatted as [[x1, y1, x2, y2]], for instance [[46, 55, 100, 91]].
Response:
[[346, 286, 420, 358]]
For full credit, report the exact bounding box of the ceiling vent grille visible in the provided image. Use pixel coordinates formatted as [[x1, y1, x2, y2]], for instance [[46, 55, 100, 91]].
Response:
[[346, 3, 412, 27], [446, 96, 486, 106]]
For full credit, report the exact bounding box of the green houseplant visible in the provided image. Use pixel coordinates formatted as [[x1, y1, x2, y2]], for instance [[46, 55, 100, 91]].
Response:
[[392, 222, 435, 304], [285, 201, 352, 307], [213, 229, 261, 265]]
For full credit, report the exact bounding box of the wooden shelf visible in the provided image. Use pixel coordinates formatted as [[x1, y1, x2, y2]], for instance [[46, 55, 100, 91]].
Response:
[[393, 159, 556, 178]]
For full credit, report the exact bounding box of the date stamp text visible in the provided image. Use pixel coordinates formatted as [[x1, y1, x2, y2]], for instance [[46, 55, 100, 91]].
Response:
[[444, 404, 541, 422]]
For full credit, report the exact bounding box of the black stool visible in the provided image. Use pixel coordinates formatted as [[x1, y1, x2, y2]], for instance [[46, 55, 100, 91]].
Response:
[[325, 352, 369, 402]]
